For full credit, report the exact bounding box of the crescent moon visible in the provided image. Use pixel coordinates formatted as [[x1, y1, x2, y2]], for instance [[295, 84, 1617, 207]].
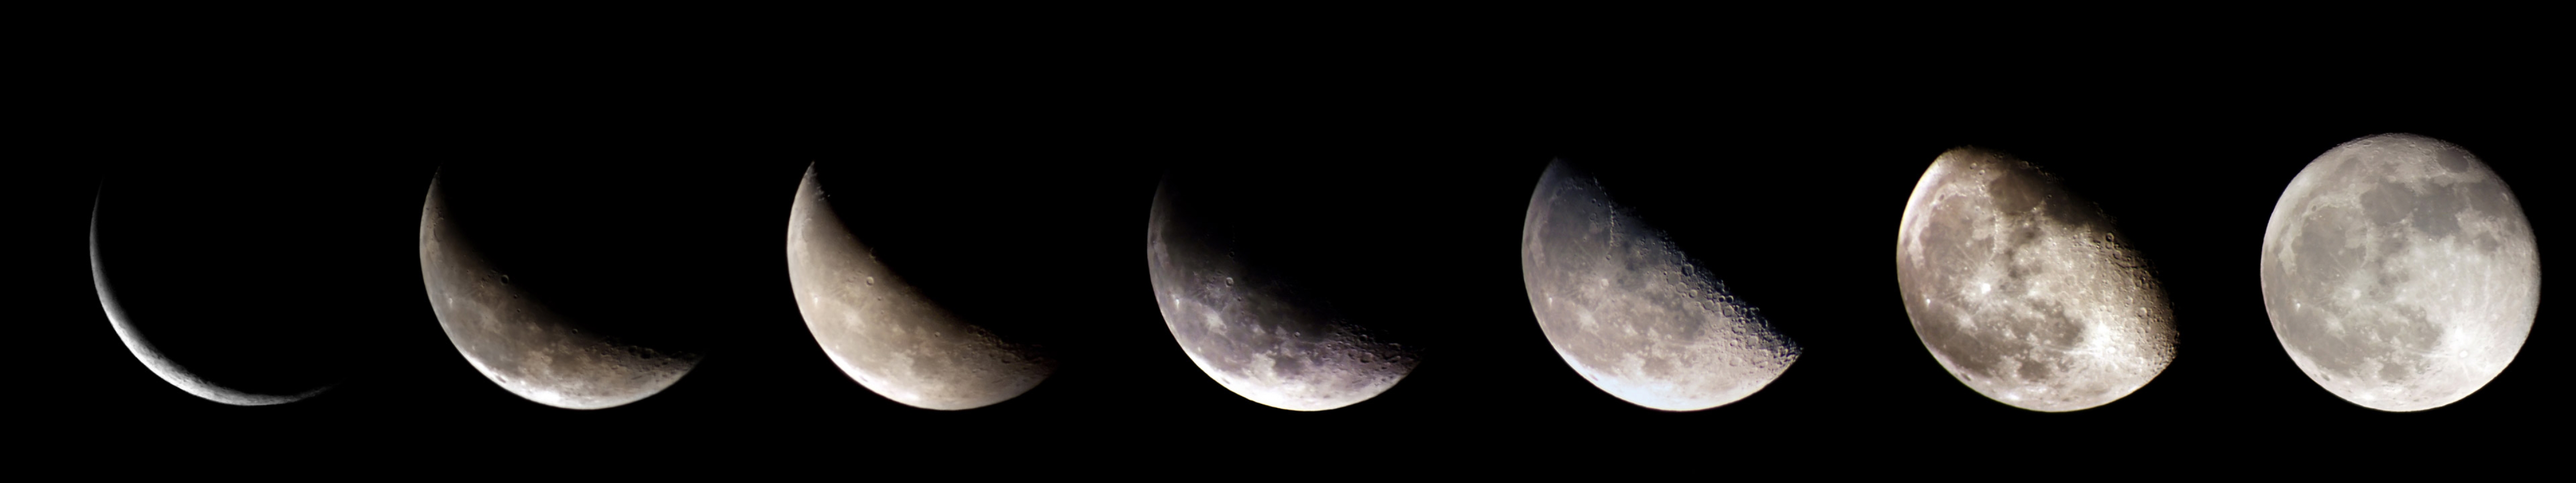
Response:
[[786, 164, 1053, 410], [1145, 174, 1419, 411], [2260, 133, 2539, 411], [91, 191, 327, 406], [418, 173, 699, 410], [1519, 160, 1800, 411]]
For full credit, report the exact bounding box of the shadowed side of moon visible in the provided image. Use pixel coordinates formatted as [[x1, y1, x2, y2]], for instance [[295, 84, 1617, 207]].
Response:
[[1145, 171, 1419, 411], [2260, 133, 2539, 411], [419, 174, 699, 410], [1519, 160, 1799, 411], [787, 165, 1053, 410], [1895, 148, 2177, 412]]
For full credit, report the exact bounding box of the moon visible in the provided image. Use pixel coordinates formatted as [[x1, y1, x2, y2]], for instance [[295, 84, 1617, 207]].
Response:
[[419, 173, 700, 410], [1895, 148, 2178, 412], [1519, 160, 1799, 411], [786, 164, 1053, 410], [90, 186, 331, 406], [2260, 133, 2538, 412], [1145, 173, 1419, 411]]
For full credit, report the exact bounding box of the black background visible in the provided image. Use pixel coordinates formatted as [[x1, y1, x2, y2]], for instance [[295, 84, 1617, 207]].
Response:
[[21, 32, 2567, 469]]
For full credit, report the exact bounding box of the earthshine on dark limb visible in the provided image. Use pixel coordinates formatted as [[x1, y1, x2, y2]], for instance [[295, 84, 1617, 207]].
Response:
[[418, 173, 699, 410], [1145, 173, 1419, 411], [786, 164, 1053, 410], [2260, 134, 2539, 412], [1518, 160, 1799, 411], [1896, 148, 2177, 412]]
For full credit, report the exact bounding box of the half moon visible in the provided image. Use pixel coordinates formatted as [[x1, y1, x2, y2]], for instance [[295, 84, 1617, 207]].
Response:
[[1519, 160, 1800, 411], [1895, 148, 2177, 412], [1145, 174, 1419, 411], [2259, 133, 2539, 411], [786, 164, 1054, 410], [418, 173, 700, 410]]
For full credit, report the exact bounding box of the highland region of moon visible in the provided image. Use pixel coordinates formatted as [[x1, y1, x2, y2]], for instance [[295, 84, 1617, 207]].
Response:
[[419, 175, 699, 410], [1146, 176, 1418, 411], [1519, 160, 1799, 411], [787, 165, 1053, 410], [2260, 133, 2538, 412], [1896, 148, 2177, 412]]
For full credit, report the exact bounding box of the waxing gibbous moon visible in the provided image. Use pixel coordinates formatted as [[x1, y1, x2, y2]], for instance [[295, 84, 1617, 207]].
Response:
[[787, 164, 1053, 410], [1146, 173, 1419, 411], [2260, 133, 2538, 412], [1896, 148, 2177, 412], [1519, 160, 1799, 411], [419, 174, 700, 410]]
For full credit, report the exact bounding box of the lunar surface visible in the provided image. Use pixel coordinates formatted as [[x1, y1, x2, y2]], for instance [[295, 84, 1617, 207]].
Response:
[[1146, 174, 1419, 411], [1519, 160, 1799, 411], [91, 193, 330, 406], [2260, 133, 2538, 412], [787, 165, 1053, 410], [1896, 148, 2177, 412], [419, 174, 700, 410]]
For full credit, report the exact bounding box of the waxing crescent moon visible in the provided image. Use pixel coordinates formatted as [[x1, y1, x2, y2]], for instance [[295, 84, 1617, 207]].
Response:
[[91, 191, 329, 406], [2259, 133, 2539, 411], [1895, 148, 2177, 412], [419, 174, 700, 410], [1518, 160, 1800, 411], [1145, 174, 1419, 411], [786, 164, 1053, 410]]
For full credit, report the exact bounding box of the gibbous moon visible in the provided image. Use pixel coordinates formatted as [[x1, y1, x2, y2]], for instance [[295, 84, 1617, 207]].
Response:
[[91, 186, 331, 406], [1146, 173, 1419, 411], [419, 174, 700, 410], [787, 165, 1053, 410], [1896, 148, 2177, 412], [1520, 160, 1799, 411], [2260, 133, 2538, 412]]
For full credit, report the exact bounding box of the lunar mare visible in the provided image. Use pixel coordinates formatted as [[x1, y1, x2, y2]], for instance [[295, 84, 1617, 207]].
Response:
[[1519, 160, 1799, 411], [1896, 148, 2176, 412], [91, 197, 326, 406], [786, 165, 1052, 410], [419, 175, 699, 410], [1145, 176, 1418, 411], [2260, 133, 2538, 412]]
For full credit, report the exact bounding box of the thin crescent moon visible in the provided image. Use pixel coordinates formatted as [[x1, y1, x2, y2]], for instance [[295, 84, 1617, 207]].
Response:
[[90, 190, 325, 406], [418, 173, 699, 410]]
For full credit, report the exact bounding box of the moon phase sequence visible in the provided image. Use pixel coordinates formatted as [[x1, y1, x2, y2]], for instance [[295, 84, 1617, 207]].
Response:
[[1518, 160, 1801, 411], [786, 165, 1054, 410], [2260, 134, 2539, 412], [1895, 148, 2178, 412], [418, 175, 702, 410]]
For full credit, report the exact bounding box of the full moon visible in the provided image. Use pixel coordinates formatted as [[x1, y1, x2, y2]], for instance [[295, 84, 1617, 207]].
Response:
[[2260, 133, 2538, 412], [1519, 160, 1800, 411], [787, 164, 1054, 410], [1895, 148, 2177, 412], [419, 174, 701, 410], [1145, 173, 1419, 411]]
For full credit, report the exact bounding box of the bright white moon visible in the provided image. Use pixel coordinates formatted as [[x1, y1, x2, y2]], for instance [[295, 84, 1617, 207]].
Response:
[[2260, 133, 2539, 412]]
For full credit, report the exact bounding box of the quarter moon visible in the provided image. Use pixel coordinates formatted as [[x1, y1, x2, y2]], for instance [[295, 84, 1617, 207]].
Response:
[[786, 164, 1053, 410], [1145, 174, 1419, 411], [2259, 133, 2539, 411], [419, 173, 700, 410], [91, 192, 329, 406], [1895, 148, 2177, 412], [1519, 160, 1800, 411]]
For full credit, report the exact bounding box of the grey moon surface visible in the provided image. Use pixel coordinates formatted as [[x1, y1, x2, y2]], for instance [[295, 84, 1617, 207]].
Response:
[[1896, 148, 2177, 412], [1145, 178, 1419, 411], [419, 176, 699, 410], [785, 165, 1053, 410], [1519, 161, 1799, 411], [2259, 133, 2539, 412], [90, 200, 326, 406]]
